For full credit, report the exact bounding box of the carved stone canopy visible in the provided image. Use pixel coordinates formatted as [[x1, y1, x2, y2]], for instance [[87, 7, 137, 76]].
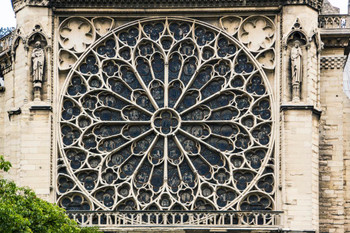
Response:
[[12, 0, 324, 10]]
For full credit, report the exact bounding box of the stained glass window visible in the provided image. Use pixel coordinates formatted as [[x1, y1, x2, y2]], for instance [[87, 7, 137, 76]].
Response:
[[58, 18, 275, 213]]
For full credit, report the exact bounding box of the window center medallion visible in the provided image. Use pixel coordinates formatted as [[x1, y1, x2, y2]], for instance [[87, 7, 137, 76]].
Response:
[[152, 109, 180, 135]]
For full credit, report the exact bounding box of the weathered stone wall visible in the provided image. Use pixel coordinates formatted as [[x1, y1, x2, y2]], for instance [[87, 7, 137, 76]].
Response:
[[319, 51, 349, 232], [280, 5, 320, 231], [0, 6, 53, 201]]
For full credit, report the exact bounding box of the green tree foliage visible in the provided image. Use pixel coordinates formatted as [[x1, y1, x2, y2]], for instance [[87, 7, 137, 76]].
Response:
[[0, 155, 11, 172], [0, 156, 100, 233]]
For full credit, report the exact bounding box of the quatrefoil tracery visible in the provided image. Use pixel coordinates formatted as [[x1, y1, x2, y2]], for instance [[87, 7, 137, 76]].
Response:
[[58, 17, 275, 213]]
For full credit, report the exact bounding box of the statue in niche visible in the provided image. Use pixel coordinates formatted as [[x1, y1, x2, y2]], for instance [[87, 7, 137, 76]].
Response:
[[32, 41, 45, 87], [290, 40, 302, 102], [32, 41, 45, 101]]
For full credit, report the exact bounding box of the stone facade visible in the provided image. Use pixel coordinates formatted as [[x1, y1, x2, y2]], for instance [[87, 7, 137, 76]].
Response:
[[0, 0, 350, 232]]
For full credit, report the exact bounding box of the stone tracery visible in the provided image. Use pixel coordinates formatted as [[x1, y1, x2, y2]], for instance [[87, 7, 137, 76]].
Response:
[[57, 17, 275, 213]]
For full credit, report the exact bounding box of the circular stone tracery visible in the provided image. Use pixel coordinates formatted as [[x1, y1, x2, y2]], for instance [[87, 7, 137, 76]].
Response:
[[152, 109, 180, 135], [58, 17, 275, 213]]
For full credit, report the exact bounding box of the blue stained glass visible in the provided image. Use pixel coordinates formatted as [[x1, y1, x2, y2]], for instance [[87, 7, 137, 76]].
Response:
[[136, 58, 152, 86], [62, 100, 80, 120], [119, 28, 139, 46], [217, 38, 236, 57], [236, 96, 250, 109], [151, 165, 164, 191], [204, 93, 234, 109], [209, 108, 239, 121], [247, 76, 266, 95], [121, 67, 142, 89], [135, 162, 152, 187], [66, 150, 86, 170], [89, 77, 101, 88], [83, 135, 97, 149], [201, 79, 225, 99], [103, 61, 118, 76], [214, 169, 229, 184], [80, 56, 98, 74], [180, 43, 195, 56], [195, 27, 215, 46], [231, 156, 243, 168], [97, 39, 116, 57], [161, 38, 172, 50], [120, 157, 142, 178], [108, 79, 131, 99], [120, 47, 131, 60], [102, 169, 117, 184], [202, 47, 214, 60], [240, 194, 271, 211], [180, 58, 197, 86], [192, 157, 211, 178], [122, 107, 151, 121], [217, 188, 236, 207], [179, 88, 198, 108], [200, 146, 223, 166], [169, 23, 190, 40], [180, 162, 196, 187], [235, 55, 254, 73], [231, 76, 244, 87], [136, 93, 154, 112], [139, 43, 154, 56], [58, 177, 74, 193], [144, 22, 164, 40], [68, 76, 87, 96], [168, 139, 181, 160], [215, 62, 230, 76], [94, 108, 123, 121], [62, 126, 80, 145], [151, 82, 164, 108], [152, 53, 164, 82], [235, 134, 250, 149], [205, 136, 233, 152], [234, 171, 253, 191], [77, 172, 98, 190], [168, 84, 182, 107]]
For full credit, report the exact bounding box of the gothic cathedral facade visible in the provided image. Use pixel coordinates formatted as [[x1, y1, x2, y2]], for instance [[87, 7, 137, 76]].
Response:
[[0, 0, 349, 232]]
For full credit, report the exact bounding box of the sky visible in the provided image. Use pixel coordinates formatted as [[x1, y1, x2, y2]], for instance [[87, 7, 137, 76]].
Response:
[[0, 0, 348, 27]]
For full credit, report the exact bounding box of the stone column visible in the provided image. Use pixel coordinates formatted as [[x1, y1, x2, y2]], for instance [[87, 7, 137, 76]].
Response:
[[281, 4, 320, 232], [0, 3, 54, 202]]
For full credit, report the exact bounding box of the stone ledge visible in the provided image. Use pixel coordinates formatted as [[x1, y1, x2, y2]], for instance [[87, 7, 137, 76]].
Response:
[[280, 104, 322, 118], [29, 105, 52, 111], [49, 0, 322, 10]]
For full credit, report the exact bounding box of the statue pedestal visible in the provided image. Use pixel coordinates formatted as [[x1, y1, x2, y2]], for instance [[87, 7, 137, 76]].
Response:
[[292, 83, 301, 102], [33, 86, 41, 102]]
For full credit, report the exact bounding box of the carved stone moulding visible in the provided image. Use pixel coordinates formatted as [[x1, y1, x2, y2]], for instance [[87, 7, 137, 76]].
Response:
[[0, 54, 12, 76], [12, 0, 49, 13], [49, 0, 323, 10], [320, 56, 346, 69], [321, 35, 350, 48]]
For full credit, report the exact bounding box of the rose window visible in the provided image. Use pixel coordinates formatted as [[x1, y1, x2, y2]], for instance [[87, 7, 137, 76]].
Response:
[[58, 18, 275, 212]]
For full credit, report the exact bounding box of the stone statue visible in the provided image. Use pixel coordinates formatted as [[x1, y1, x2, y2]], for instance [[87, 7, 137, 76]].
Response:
[[291, 40, 302, 102], [32, 41, 45, 88]]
